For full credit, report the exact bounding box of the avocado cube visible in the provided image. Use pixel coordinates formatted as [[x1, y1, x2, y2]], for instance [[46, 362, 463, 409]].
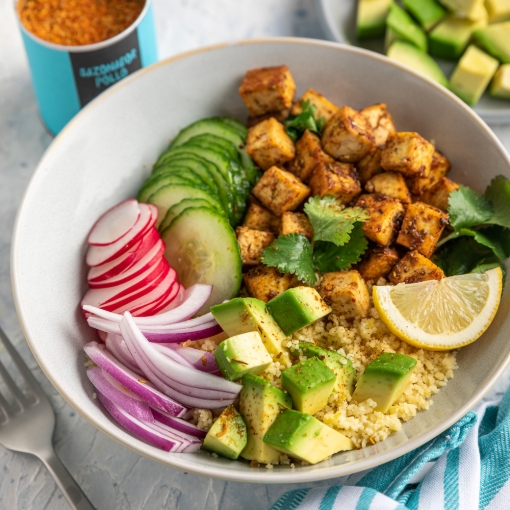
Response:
[[294, 343, 356, 402], [403, 0, 446, 31], [352, 353, 417, 413], [214, 332, 272, 381], [266, 287, 331, 336], [491, 64, 510, 99], [239, 374, 292, 464], [449, 45, 499, 106], [210, 298, 289, 363], [387, 3, 428, 52], [281, 358, 336, 415], [438, 0, 484, 19], [474, 22, 510, 64], [486, 0, 510, 23], [202, 406, 247, 460], [263, 410, 354, 464], [357, 0, 393, 39]]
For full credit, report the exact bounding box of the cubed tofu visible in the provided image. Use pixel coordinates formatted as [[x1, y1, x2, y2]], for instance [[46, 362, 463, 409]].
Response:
[[246, 118, 296, 171], [357, 149, 383, 185], [318, 271, 370, 319], [420, 177, 460, 212], [252, 166, 311, 216], [308, 161, 362, 204], [286, 130, 335, 182], [321, 106, 375, 163], [407, 151, 452, 195], [239, 65, 296, 117], [236, 227, 275, 266], [380, 132, 435, 177], [290, 88, 339, 122], [280, 212, 314, 240], [365, 172, 411, 203], [356, 194, 406, 246], [396, 202, 449, 257], [359, 103, 397, 147], [357, 246, 400, 281], [243, 265, 296, 302], [242, 199, 280, 234], [247, 109, 290, 128], [389, 250, 445, 284]]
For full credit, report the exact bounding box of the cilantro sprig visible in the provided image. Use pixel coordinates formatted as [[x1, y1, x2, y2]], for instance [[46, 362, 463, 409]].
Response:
[[284, 100, 326, 142]]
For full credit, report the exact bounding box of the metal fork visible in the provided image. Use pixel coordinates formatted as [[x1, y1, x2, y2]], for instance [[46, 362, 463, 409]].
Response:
[[0, 325, 94, 510]]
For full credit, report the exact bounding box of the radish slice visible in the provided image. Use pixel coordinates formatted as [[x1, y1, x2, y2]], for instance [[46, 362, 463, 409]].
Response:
[[128, 278, 180, 317], [150, 406, 207, 438], [86, 204, 156, 267], [87, 199, 141, 246]]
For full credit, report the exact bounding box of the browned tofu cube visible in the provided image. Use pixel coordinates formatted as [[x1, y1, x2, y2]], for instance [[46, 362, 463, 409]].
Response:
[[357, 246, 400, 281], [308, 161, 362, 204], [359, 103, 397, 147], [389, 250, 444, 284], [396, 202, 449, 257], [246, 118, 296, 171], [252, 166, 311, 216], [318, 271, 370, 319], [420, 177, 460, 212], [380, 132, 435, 177], [236, 227, 275, 266], [290, 88, 339, 122], [280, 212, 314, 240], [242, 199, 280, 234], [247, 109, 290, 128], [407, 151, 452, 195], [365, 172, 411, 203], [356, 194, 405, 246], [357, 149, 383, 185], [286, 130, 335, 182], [239, 65, 296, 117], [321, 106, 375, 163], [243, 265, 295, 302]]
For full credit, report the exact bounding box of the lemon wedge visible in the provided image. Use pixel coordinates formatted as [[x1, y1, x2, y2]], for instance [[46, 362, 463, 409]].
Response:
[[373, 268, 503, 351]]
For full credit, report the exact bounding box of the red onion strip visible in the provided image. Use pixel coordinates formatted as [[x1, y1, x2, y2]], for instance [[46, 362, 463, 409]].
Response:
[[150, 405, 207, 438], [105, 334, 142, 374]]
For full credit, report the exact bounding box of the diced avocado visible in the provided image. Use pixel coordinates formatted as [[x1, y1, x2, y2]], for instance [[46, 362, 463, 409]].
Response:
[[387, 41, 449, 87], [449, 44, 500, 105], [403, 0, 446, 31], [239, 374, 292, 464], [266, 287, 331, 336], [490, 64, 510, 99], [385, 26, 401, 51], [281, 358, 336, 415], [486, 0, 510, 23], [386, 3, 428, 52], [357, 0, 393, 39], [474, 22, 510, 64], [263, 410, 355, 464], [210, 297, 289, 364], [438, 0, 483, 19], [202, 406, 247, 460], [352, 352, 417, 413], [429, 16, 487, 60], [294, 343, 356, 401], [214, 332, 272, 381]]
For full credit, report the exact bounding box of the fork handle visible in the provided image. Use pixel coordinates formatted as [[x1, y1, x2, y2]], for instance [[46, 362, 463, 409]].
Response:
[[38, 447, 95, 510]]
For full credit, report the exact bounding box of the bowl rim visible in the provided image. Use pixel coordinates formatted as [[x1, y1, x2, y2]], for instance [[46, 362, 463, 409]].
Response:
[[11, 36, 510, 484]]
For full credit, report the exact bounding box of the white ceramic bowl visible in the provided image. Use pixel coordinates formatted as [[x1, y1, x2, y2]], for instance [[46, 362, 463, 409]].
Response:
[[12, 38, 510, 484]]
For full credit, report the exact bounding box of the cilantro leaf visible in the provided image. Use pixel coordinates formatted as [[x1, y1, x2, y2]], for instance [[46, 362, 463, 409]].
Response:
[[313, 222, 368, 272], [304, 196, 369, 246], [261, 234, 316, 285], [447, 185, 493, 230], [284, 100, 326, 142], [484, 175, 510, 228]]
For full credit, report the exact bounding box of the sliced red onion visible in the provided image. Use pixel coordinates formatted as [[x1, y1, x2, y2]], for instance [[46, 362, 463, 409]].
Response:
[[105, 334, 142, 374], [143, 323, 222, 343], [87, 366, 153, 422], [84, 341, 188, 417], [149, 405, 207, 438], [162, 345, 220, 374], [152, 344, 194, 368]]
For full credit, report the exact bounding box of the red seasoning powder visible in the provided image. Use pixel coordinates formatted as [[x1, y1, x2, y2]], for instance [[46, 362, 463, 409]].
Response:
[[18, 0, 146, 46]]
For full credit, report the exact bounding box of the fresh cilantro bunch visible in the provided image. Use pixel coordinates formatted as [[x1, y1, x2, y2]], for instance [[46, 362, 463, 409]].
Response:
[[434, 175, 510, 277], [284, 100, 326, 142], [261, 196, 369, 285]]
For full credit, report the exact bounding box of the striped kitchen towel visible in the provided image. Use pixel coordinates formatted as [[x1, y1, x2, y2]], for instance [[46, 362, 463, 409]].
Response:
[[271, 384, 510, 510]]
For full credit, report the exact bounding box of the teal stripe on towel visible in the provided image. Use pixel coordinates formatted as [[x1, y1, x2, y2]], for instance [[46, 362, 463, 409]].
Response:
[[270, 488, 310, 510], [355, 487, 377, 510], [319, 486, 341, 510], [444, 447, 459, 510]]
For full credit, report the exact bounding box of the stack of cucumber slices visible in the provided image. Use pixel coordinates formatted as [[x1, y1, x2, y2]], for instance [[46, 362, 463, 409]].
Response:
[[138, 117, 260, 313]]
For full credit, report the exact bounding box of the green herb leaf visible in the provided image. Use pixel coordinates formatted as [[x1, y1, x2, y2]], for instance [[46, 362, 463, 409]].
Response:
[[447, 185, 493, 230], [304, 196, 369, 246], [261, 234, 316, 285], [313, 223, 368, 272], [484, 175, 510, 228], [284, 100, 326, 142]]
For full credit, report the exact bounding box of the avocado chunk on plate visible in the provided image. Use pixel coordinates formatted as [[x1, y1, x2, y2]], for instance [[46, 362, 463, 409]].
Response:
[[485, 0, 510, 23], [386, 3, 428, 52], [263, 409, 355, 465], [474, 21, 510, 64], [402, 0, 446, 31], [491, 64, 510, 99], [356, 0, 393, 39]]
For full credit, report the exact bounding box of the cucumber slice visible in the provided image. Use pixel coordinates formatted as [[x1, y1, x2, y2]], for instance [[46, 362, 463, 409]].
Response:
[[219, 117, 248, 138], [161, 207, 242, 314], [147, 185, 224, 228], [159, 198, 220, 232], [171, 118, 245, 150], [138, 174, 202, 203]]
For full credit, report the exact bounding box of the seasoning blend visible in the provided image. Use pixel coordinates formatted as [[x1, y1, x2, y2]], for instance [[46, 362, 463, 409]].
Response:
[[16, 0, 158, 135]]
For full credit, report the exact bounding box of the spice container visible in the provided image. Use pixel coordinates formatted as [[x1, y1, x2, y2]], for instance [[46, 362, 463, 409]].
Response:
[[16, 0, 157, 135]]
